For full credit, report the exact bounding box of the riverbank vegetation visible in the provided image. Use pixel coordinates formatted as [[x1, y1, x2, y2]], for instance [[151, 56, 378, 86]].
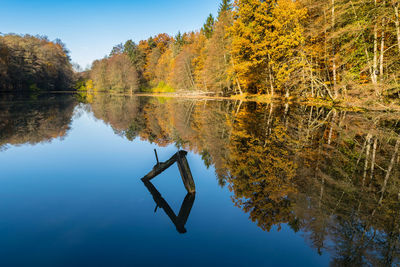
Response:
[[88, 0, 400, 105], [0, 34, 74, 91]]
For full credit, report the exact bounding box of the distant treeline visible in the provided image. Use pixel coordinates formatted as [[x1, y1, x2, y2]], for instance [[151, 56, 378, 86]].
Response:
[[89, 0, 400, 99], [0, 34, 74, 91]]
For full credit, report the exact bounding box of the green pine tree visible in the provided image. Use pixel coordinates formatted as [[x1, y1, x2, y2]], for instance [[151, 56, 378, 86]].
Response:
[[202, 14, 215, 39]]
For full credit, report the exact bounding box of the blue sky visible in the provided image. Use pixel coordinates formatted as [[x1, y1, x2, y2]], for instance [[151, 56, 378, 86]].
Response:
[[0, 0, 219, 68]]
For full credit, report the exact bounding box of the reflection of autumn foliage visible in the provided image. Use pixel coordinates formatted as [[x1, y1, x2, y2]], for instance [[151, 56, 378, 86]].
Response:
[[290, 107, 400, 265], [2, 90, 400, 266], [0, 94, 76, 149], [87, 94, 400, 265], [226, 104, 297, 231]]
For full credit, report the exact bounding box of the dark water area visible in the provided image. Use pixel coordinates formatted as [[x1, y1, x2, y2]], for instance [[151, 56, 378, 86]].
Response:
[[0, 92, 399, 266]]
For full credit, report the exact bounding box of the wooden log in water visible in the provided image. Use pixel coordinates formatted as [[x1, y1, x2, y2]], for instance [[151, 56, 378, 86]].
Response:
[[141, 150, 195, 194], [176, 151, 196, 194], [141, 151, 188, 181]]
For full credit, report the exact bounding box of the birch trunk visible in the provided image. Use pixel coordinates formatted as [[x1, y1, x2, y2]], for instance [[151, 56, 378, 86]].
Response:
[[231, 60, 243, 95], [267, 54, 274, 97], [235, 77, 243, 95], [310, 59, 315, 97], [379, 18, 386, 87], [373, 24, 378, 84], [372, 0, 378, 84], [331, 0, 338, 96], [395, 3, 400, 55]]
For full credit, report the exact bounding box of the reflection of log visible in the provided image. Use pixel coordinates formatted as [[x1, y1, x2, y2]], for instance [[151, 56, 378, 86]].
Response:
[[141, 150, 196, 194], [140, 150, 197, 233], [142, 179, 196, 234], [177, 193, 196, 227]]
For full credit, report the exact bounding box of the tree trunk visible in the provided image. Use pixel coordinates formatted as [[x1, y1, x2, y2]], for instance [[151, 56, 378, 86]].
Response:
[[372, 0, 378, 84], [267, 54, 275, 97], [373, 25, 378, 84], [331, 0, 338, 95], [231, 60, 243, 95], [310, 58, 315, 97], [324, 9, 331, 84], [235, 77, 243, 95], [379, 18, 386, 87], [184, 60, 196, 90], [394, 3, 400, 55]]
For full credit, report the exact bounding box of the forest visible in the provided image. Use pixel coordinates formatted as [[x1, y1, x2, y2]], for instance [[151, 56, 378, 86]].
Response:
[[87, 0, 400, 104], [0, 34, 74, 91]]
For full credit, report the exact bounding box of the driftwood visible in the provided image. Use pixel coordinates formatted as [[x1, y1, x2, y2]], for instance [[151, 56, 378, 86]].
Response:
[[141, 150, 196, 194]]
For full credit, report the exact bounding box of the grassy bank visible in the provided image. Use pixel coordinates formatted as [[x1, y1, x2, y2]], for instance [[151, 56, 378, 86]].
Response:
[[141, 82, 175, 93]]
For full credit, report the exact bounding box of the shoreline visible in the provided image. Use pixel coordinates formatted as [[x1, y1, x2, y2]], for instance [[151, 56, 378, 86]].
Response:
[[93, 91, 400, 112], [5, 90, 400, 112]]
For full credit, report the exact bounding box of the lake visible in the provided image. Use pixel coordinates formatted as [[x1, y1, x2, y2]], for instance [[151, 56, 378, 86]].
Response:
[[0, 92, 399, 266]]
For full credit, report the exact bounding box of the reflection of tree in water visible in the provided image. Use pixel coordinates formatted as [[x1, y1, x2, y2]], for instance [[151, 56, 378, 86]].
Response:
[[0, 93, 76, 149], [292, 107, 400, 266], [88, 94, 144, 139], [225, 103, 297, 231], [87, 92, 400, 265]]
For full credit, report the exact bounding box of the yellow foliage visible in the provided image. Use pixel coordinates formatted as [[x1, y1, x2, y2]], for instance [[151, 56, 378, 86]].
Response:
[[230, 0, 307, 95]]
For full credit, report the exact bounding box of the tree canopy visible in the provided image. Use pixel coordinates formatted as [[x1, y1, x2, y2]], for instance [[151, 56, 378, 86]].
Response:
[[0, 34, 74, 91], [87, 0, 400, 101]]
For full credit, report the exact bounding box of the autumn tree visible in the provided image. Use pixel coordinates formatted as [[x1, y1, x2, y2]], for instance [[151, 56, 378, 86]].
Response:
[[219, 0, 233, 13], [230, 0, 307, 96], [110, 43, 124, 56], [170, 32, 202, 90], [200, 1, 236, 94], [124, 40, 146, 84], [90, 52, 139, 93], [0, 34, 74, 91]]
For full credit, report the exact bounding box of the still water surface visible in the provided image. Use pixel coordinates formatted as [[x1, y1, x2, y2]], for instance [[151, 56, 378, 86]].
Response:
[[0, 93, 399, 266]]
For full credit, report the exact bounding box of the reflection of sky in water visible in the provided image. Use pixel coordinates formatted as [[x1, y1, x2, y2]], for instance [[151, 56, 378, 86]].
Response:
[[0, 106, 330, 266]]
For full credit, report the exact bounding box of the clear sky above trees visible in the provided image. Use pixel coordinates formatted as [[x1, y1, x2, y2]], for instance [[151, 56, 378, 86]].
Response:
[[0, 0, 219, 68]]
